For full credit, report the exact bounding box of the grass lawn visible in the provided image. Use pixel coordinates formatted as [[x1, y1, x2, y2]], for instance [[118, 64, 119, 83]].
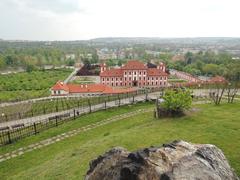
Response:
[[0, 69, 72, 102], [0, 102, 239, 179]]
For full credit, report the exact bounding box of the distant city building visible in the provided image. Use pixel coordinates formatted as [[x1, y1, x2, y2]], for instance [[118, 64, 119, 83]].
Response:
[[100, 60, 168, 87], [65, 54, 76, 60]]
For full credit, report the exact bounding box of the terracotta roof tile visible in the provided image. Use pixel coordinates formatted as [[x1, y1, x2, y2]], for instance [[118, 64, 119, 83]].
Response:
[[147, 69, 168, 76], [121, 60, 147, 70], [51, 81, 69, 91], [51, 82, 136, 94]]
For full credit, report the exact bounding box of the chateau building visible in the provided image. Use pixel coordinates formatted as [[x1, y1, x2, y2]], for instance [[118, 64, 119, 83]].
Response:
[[100, 60, 168, 87]]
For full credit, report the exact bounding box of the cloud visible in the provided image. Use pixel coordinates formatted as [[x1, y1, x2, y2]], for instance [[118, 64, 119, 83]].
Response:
[[0, 0, 240, 40]]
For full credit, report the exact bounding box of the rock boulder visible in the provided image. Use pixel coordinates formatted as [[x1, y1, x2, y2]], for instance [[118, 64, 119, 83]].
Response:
[[85, 140, 239, 180]]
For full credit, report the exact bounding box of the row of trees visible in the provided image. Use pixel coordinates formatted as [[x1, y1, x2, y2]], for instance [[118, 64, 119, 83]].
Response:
[[166, 51, 238, 77]]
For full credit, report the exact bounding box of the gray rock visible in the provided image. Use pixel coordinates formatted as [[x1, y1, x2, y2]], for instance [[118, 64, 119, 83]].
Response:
[[85, 140, 239, 180]]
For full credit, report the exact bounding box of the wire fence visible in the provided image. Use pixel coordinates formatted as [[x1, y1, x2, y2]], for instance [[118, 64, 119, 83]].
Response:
[[0, 90, 146, 123], [0, 88, 158, 146]]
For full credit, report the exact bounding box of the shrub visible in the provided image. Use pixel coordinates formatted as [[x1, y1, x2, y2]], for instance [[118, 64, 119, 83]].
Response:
[[160, 89, 192, 116]]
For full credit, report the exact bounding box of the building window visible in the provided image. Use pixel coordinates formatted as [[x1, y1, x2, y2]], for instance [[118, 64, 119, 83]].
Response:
[[129, 72, 131, 75], [102, 78, 105, 81], [107, 78, 109, 81], [148, 77, 149, 80], [58, 90, 61, 94], [125, 77, 127, 81], [152, 77, 154, 80], [139, 71, 141, 75], [144, 71, 146, 75], [54, 91, 56, 94], [156, 82, 157, 85], [152, 82, 154, 85], [112, 78, 114, 81], [112, 83, 114, 86], [134, 72, 136, 75], [125, 72, 127, 75]]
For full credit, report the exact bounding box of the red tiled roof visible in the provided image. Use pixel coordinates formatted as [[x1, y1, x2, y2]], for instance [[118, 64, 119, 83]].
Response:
[[208, 76, 227, 83], [147, 69, 168, 76], [103, 87, 136, 94], [100, 69, 123, 77], [51, 82, 135, 94], [51, 81, 69, 91], [121, 60, 147, 70]]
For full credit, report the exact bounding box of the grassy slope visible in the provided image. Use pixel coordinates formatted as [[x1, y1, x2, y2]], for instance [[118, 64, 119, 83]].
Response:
[[0, 102, 239, 179]]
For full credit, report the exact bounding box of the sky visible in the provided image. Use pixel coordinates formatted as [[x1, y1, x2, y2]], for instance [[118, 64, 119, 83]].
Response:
[[0, 0, 240, 41]]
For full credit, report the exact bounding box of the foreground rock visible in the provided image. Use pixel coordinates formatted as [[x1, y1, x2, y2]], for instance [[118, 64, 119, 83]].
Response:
[[85, 140, 239, 180]]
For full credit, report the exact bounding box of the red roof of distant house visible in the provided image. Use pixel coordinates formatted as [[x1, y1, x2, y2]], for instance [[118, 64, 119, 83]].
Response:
[[100, 69, 123, 77], [102, 87, 135, 94], [51, 82, 136, 95], [51, 81, 69, 91], [208, 76, 228, 83], [121, 60, 147, 70], [147, 69, 168, 76]]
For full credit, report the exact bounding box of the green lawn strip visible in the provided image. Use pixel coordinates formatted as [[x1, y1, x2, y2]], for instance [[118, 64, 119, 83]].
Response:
[[0, 102, 239, 179], [0, 102, 154, 155]]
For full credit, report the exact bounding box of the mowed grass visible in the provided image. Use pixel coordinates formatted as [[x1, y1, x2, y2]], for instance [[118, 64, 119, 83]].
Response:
[[0, 102, 239, 179]]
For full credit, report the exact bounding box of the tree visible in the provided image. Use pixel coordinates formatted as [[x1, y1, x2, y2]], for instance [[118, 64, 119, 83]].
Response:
[[203, 64, 220, 76], [158, 89, 192, 116], [224, 62, 240, 103]]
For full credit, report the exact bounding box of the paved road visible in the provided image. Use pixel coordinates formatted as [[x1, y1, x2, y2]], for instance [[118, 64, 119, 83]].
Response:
[[64, 68, 79, 83]]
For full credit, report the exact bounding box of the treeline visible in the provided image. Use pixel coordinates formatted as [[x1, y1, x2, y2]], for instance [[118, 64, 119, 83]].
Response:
[[166, 51, 240, 79], [0, 41, 98, 72]]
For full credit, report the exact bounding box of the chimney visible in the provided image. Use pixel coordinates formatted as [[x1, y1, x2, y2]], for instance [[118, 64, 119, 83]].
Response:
[[100, 63, 107, 73]]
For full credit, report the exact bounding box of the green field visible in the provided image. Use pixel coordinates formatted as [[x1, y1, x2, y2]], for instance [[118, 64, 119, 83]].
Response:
[[0, 69, 72, 102], [0, 102, 239, 179]]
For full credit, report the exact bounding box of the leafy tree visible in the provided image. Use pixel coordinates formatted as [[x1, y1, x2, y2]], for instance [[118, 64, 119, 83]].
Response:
[[67, 59, 75, 66], [160, 89, 192, 115], [203, 64, 220, 76]]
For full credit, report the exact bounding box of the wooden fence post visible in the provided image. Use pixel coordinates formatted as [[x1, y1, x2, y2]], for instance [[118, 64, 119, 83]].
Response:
[[74, 109, 76, 119], [34, 123, 38, 134], [104, 100, 107, 110], [145, 90, 148, 101], [88, 99, 92, 113], [18, 112, 21, 119], [55, 116, 58, 126], [132, 95, 135, 103], [7, 131, 11, 144]]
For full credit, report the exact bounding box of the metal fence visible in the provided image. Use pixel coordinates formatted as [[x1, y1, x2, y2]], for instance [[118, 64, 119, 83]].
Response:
[[0, 88, 156, 146]]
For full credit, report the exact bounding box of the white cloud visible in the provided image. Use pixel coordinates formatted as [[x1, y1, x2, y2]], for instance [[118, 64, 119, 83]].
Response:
[[0, 0, 240, 40]]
